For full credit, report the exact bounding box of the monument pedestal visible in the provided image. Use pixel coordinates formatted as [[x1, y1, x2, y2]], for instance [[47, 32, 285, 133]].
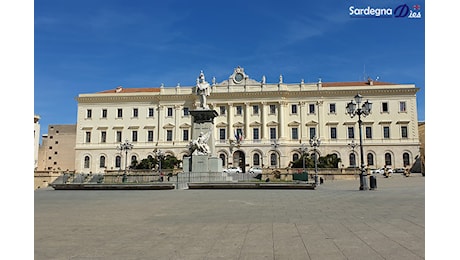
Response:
[[184, 108, 223, 179]]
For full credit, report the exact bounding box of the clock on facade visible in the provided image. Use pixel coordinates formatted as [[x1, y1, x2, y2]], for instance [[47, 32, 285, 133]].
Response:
[[234, 73, 244, 83]]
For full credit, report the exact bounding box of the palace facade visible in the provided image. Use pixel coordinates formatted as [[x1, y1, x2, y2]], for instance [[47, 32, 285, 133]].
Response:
[[75, 67, 420, 174]]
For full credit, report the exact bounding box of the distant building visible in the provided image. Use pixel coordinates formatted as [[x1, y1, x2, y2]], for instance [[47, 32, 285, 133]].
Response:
[[74, 66, 420, 174], [38, 124, 76, 172], [34, 115, 41, 170]]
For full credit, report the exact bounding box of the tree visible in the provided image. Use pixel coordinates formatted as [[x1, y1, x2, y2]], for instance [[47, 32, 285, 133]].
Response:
[[290, 153, 341, 169]]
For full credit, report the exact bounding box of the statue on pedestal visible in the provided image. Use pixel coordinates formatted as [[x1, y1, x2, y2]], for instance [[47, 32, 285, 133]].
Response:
[[196, 71, 211, 109], [188, 131, 210, 155]]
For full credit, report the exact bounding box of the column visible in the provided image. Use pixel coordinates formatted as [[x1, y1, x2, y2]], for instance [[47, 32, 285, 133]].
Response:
[[244, 102, 250, 142], [261, 102, 268, 141], [300, 101, 307, 140], [278, 101, 286, 140], [157, 105, 164, 142]]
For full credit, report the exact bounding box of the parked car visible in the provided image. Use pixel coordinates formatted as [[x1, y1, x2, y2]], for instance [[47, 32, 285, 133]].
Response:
[[223, 166, 242, 174], [248, 166, 262, 175], [394, 168, 405, 173], [371, 168, 383, 174]]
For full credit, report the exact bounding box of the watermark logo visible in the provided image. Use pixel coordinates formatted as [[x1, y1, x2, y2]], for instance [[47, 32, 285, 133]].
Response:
[[349, 4, 422, 19]]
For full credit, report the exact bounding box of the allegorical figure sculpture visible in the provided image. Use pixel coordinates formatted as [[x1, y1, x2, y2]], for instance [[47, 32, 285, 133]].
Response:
[[196, 70, 211, 109], [188, 131, 210, 155]]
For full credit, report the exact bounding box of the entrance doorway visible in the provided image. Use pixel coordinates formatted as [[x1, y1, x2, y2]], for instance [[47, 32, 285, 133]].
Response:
[[233, 151, 246, 173]]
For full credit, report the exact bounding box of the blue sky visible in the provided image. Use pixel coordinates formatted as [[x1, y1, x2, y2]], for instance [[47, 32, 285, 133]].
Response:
[[34, 0, 425, 138]]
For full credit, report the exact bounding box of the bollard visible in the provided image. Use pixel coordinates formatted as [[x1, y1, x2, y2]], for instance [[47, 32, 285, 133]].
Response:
[[370, 175, 377, 190]]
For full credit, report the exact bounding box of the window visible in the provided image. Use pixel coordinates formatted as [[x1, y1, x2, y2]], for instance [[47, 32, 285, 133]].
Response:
[[270, 127, 277, 140], [253, 105, 259, 115], [367, 153, 374, 166], [116, 131, 122, 142], [385, 153, 392, 166], [403, 153, 410, 166], [84, 156, 90, 168], [236, 105, 242, 115], [219, 154, 226, 167], [115, 156, 121, 168], [382, 102, 389, 112], [99, 156, 106, 168], [131, 155, 137, 166], [269, 104, 276, 114], [401, 126, 408, 138], [309, 127, 316, 140], [220, 106, 226, 115], [292, 153, 299, 162], [183, 129, 189, 141], [270, 153, 277, 166], [117, 108, 123, 118], [166, 130, 173, 141], [101, 131, 106, 143], [102, 109, 107, 118], [366, 126, 372, 139], [349, 153, 357, 167], [291, 128, 298, 140], [183, 107, 189, 116], [133, 108, 138, 118], [309, 104, 315, 114], [348, 127, 354, 139], [85, 132, 91, 143], [330, 127, 337, 139], [253, 153, 260, 166], [383, 126, 390, 139], [148, 108, 154, 117], [253, 128, 259, 141], [55, 141, 59, 144], [291, 104, 297, 114], [132, 131, 138, 142], [399, 101, 406, 112], [219, 129, 226, 141], [148, 130, 154, 142], [329, 103, 336, 113], [86, 109, 92, 118], [167, 107, 173, 117]]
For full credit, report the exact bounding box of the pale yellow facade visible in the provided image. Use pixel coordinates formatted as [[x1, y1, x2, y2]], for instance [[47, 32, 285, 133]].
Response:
[[75, 67, 420, 174], [34, 115, 41, 170], [38, 124, 77, 171]]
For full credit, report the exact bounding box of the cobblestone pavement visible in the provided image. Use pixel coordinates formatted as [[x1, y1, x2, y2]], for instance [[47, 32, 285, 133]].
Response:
[[35, 174, 425, 260]]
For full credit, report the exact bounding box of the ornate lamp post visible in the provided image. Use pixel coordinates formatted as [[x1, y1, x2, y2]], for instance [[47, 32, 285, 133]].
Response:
[[117, 139, 133, 183], [346, 94, 372, 190], [309, 136, 321, 186], [153, 149, 165, 180], [299, 143, 308, 182], [348, 140, 358, 176]]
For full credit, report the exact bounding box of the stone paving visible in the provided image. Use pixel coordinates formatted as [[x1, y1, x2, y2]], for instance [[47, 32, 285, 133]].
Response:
[[35, 174, 425, 260]]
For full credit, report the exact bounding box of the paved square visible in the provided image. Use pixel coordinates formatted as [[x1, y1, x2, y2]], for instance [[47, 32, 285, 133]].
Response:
[[35, 174, 424, 259]]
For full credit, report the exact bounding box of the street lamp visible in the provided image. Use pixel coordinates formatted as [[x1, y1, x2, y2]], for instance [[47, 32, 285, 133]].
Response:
[[154, 149, 165, 181], [346, 93, 372, 190], [309, 136, 321, 186], [299, 143, 308, 182], [117, 139, 133, 183], [348, 140, 358, 176]]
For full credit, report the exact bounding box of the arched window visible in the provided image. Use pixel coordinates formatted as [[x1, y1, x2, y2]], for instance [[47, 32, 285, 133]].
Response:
[[253, 153, 260, 166], [219, 154, 226, 167], [99, 156, 106, 168], [147, 155, 153, 160], [292, 153, 299, 162], [385, 153, 392, 166], [367, 153, 374, 166], [349, 153, 356, 167], [403, 153, 410, 166], [270, 153, 277, 167], [84, 156, 90, 168], [115, 156, 121, 168], [131, 155, 137, 164]]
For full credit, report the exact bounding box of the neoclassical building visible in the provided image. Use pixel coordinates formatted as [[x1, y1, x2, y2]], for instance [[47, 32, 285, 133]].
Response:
[[75, 66, 420, 174]]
